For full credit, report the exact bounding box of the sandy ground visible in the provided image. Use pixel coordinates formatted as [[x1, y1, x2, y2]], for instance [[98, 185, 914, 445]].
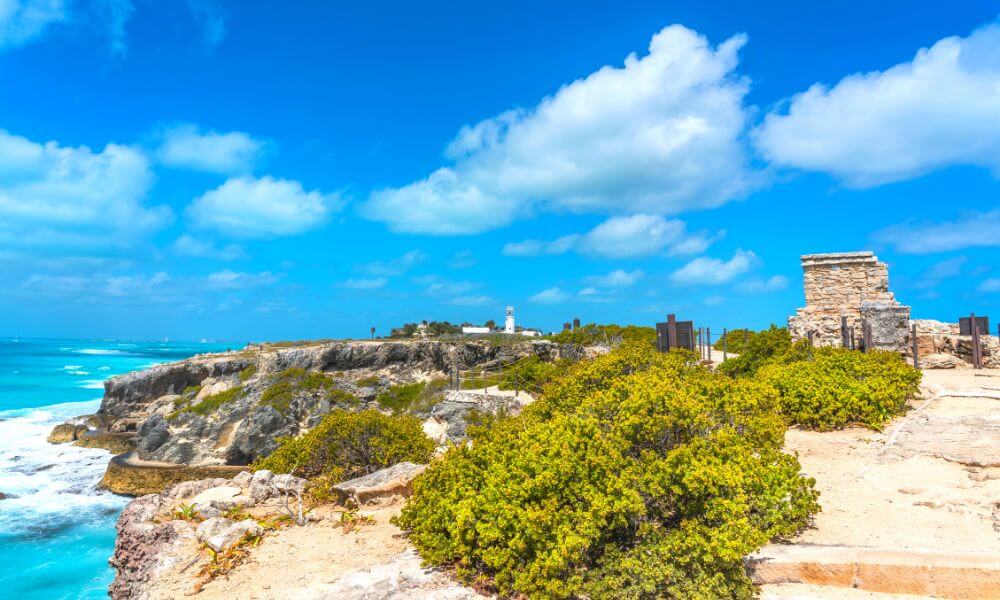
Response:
[[759, 368, 1000, 598]]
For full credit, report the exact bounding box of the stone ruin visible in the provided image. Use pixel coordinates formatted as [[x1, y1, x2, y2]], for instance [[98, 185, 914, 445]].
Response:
[[788, 252, 911, 352], [787, 251, 998, 368]]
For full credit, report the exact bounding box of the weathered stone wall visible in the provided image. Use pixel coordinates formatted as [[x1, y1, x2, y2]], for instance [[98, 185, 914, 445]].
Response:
[[788, 251, 911, 350]]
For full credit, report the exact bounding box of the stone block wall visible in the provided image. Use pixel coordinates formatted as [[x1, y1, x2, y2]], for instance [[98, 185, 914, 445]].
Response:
[[788, 252, 911, 350]]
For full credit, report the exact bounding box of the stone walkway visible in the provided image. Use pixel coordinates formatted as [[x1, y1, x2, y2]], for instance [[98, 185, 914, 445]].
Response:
[[752, 369, 1000, 599]]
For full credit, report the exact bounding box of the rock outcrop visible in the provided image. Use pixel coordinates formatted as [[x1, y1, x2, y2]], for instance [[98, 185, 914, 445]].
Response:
[[912, 319, 999, 368], [332, 462, 427, 507]]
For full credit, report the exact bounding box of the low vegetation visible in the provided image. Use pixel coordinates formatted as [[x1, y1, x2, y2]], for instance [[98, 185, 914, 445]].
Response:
[[396, 343, 820, 599], [169, 386, 243, 420], [545, 323, 655, 346], [259, 367, 354, 414], [252, 409, 434, 482], [376, 379, 448, 414], [716, 325, 811, 378], [759, 348, 921, 430], [712, 327, 755, 354]]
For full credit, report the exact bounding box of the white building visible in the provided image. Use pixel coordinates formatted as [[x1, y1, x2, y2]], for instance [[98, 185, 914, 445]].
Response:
[[462, 326, 491, 334], [505, 306, 515, 334]]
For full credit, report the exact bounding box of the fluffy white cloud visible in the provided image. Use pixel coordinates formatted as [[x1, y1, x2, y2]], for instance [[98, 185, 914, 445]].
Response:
[[172, 234, 244, 260], [871, 210, 1000, 254], [503, 214, 717, 259], [583, 269, 644, 288], [187, 175, 337, 238], [529, 286, 569, 304], [362, 250, 427, 276], [755, 23, 1000, 187], [341, 277, 387, 290], [671, 249, 757, 285], [0, 0, 66, 49], [364, 25, 755, 234], [204, 269, 277, 290], [0, 129, 170, 246], [737, 274, 787, 294], [157, 124, 264, 174], [979, 278, 1000, 293]]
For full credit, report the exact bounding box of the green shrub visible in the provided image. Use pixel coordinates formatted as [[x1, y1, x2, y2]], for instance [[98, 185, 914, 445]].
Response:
[[395, 342, 819, 599], [238, 364, 257, 382], [169, 386, 243, 420], [260, 367, 352, 414], [546, 323, 655, 347], [717, 325, 811, 378], [758, 348, 921, 430], [495, 355, 571, 393], [181, 385, 202, 397], [713, 328, 755, 354], [252, 409, 434, 480], [355, 375, 381, 388]]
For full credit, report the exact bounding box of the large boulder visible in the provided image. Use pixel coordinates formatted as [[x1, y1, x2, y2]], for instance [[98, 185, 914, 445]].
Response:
[[921, 353, 970, 369], [332, 462, 426, 506], [196, 517, 263, 553]]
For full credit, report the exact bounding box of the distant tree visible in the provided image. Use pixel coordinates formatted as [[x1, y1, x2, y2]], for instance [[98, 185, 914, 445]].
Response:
[[484, 319, 497, 330]]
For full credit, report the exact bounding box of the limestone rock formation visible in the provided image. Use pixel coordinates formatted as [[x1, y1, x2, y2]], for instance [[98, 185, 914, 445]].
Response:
[[332, 462, 427, 506]]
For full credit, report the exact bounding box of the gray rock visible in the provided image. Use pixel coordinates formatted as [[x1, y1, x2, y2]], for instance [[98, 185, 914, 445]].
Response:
[[431, 391, 524, 442], [198, 518, 263, 553], [232, 471, 253, 488], [163, 478, 233, 500], [271, 473, 306, 495], [136, 415, 169, 455], [333, 462, 426, 506], [316, 549, 481, 599], [193, 503, 223, 519]]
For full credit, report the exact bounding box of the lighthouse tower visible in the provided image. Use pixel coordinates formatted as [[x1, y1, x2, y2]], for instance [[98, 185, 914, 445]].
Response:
[[504, 306, 515, 334]]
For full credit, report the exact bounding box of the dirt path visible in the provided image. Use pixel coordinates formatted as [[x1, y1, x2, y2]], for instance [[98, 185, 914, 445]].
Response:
[[756, 368, 1000, 599]]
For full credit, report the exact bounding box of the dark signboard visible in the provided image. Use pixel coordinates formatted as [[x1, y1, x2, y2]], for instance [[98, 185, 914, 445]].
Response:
[[959, 316, 989, 336], [656, 320, 694, 352]]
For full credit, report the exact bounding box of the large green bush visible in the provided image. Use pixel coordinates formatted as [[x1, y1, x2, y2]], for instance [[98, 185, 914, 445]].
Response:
[[758, 348, 921, 430], [260, 367, 354, 414], [717, 325, 811, 378], [252, 409, 434, 480], [712, 328, 755, 354], [395, 343, 819, 599]]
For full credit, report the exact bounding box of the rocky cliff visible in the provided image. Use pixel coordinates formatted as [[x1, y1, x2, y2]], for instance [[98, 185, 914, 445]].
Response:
[[55, 339, 583, 485]]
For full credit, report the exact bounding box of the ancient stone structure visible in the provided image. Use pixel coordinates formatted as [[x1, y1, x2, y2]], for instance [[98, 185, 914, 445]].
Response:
[[788, 252, 911, 351]]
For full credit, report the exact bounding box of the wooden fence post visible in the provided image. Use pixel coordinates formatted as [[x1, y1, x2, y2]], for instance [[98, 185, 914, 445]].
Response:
[[667, 314, 677, 351], [970, 313, 982, 369], [706, 327, 711, 362], [911, 323, 919, 369], [744, 329, 749, 345], [849, 327, 856, 351], [722, 328, 728, 361]]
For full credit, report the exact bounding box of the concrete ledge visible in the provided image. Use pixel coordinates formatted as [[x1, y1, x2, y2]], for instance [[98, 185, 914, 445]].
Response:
[[748, 544, 1000, 599]]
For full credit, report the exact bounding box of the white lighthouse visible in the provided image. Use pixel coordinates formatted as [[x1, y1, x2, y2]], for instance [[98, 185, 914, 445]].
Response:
[[504, 306, 515, 334]]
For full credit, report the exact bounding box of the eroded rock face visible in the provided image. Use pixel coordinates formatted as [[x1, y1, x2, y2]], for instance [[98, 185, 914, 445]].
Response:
[[333, 462, 427, 506]]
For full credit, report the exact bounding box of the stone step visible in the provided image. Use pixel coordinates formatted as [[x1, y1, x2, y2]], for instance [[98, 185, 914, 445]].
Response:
[[748, 544, 1000, 599]]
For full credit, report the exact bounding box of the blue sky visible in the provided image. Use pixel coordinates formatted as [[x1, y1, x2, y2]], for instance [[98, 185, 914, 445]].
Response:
[[0, 0, 998, 342]]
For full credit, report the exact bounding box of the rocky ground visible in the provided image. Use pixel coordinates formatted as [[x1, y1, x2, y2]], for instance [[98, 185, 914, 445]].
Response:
[[110, 464, 486, 600], [753, 368, 1000, 599]]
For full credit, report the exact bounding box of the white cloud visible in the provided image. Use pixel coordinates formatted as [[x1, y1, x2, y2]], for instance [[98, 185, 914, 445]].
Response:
[[362, 250, 427, 276], [186, 0, 226, 46], [0, 129, 170, 246], [204, 269, 277, 290], [157, 124, 264, 174], [872, 210, 1000, 254], [449, 295, 494, 306], [755, 23, 1000, 187], [979, 278, 1000, 293], [449, 250, 477, 269], [187, 175, 337, 238], [737, 274, 787, 294], [703, 295, 724, 306], [503, 214, 718, 259], [583, 269, 644, 288], [363, 24, 755, 234], [529, 286, 569, 304], [172, 235, 244, 260], [341, 277, 387, 290], [21, 271, 171, 299], [670, 249, 757, 285], [0, 0, 66, 49]]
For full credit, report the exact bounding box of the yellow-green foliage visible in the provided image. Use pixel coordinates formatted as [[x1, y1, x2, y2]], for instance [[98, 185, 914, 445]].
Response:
[[759, 348, 921, 431], [395, 342, 819, 599], [717, 325, 811, 378], [355, 375, 380, 387], [496, 355, 571, 393], [238, 364, 257, 382], [260, 367, 354, 414], [376, 380, 447, 414], [169, 386, 243, 420], [546, 323, 655, 346], [713, 328, 755, 354], [252, 409, 434, 480]]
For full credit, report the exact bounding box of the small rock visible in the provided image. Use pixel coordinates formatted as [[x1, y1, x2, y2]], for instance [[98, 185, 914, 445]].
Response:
[[232, 471, 253, 487], [251, 470, 273, 485], [196, 517, 262, 552], [920, 353, 969, 369], [333, 462, 427, 507], [190, 486, 241, 506], [271, 474, 306, 495], [193, 503, 223, 519], [897, 487, 923, 495]]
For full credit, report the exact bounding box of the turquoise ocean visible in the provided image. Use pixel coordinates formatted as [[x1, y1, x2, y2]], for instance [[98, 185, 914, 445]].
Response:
[[0, 338, 230, 599]]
